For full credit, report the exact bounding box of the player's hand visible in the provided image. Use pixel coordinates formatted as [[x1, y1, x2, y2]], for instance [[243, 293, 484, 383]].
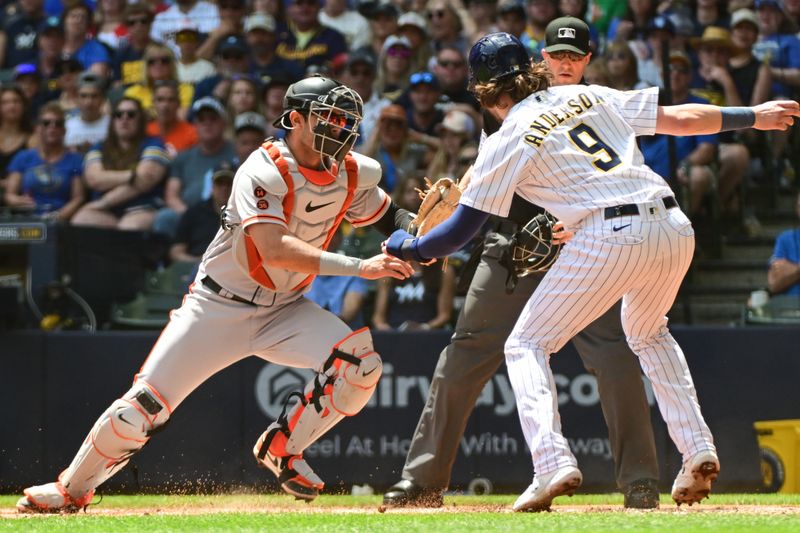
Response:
[[359, 253, 414, 280], [551, 221, 574, 245], [752, 100, 800, 131]]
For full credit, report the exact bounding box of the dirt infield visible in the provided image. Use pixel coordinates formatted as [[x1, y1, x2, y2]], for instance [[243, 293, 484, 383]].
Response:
[[4, 503, 800, 517]]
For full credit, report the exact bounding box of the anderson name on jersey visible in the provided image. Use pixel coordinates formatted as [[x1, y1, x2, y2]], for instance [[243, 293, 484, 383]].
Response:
[[462, 85, 674, 227]]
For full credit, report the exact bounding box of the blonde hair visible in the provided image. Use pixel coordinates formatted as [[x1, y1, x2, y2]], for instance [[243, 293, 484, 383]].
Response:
[[472, 62, 551, 108]]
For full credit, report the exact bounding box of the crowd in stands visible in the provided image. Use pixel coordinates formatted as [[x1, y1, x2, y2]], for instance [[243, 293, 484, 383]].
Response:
[[0, 0, 799, 329]]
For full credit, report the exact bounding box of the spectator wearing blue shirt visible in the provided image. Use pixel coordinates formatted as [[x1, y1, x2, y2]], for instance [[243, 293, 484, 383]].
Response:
[[275, 0, 348, 75], [61, 0, 111, 78], [4, 102, 85, 221], [71, 97, 169, 231], [753, 0, 800, 98], [639, 51, 718, 217], [768, 192, 800, 296]]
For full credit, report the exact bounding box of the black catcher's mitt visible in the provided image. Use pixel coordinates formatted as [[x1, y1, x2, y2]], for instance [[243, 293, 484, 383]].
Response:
[[510, 212, 562, 277]]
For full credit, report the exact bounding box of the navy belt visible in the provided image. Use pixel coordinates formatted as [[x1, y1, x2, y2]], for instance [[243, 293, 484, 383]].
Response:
[[604, 197, 678, 220], [202, 276, 255, 306]]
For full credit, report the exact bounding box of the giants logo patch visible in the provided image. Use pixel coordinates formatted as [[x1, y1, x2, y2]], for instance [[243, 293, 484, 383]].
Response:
[[257, 199, 269, 210], [254, 186, 266, 198]]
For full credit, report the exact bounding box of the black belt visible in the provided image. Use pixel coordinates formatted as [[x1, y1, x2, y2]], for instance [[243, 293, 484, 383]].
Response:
[[201, 276, 255, 305], [603, 197, 678, 220]]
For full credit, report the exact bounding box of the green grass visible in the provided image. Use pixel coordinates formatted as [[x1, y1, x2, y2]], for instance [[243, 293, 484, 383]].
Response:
[[2, 494, 800, 532]]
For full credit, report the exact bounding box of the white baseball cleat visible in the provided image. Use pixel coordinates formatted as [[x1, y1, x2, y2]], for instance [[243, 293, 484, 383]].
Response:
[[513, 465, 583, 512], [671, 450, 720, 506], [253, 422, 324, 502], [16, 481, 93, 514]]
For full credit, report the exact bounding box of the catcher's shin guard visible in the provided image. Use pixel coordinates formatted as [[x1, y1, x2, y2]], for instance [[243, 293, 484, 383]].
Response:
[[254, 327, 381, 500], [58, 382, 171, 498]]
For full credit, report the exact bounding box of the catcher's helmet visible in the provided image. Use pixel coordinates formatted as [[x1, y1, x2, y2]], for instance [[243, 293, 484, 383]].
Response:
[[511, 213, 562, 277], [468, 32, 531, 87], [274, 75, 364, 169]]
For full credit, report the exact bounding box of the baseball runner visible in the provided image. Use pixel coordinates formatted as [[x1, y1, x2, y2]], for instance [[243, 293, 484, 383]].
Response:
[[17, 76, 418, 513], [385, 33, 800, 511], [383, 17, 661, 510]]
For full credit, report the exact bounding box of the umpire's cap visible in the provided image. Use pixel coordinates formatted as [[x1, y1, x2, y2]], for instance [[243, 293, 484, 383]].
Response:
[[544, 17, 591, 56], [468, 32, 531, 87]]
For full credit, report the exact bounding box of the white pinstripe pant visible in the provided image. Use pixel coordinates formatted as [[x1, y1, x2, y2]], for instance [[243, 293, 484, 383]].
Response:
[[505, 200, 716, 476]]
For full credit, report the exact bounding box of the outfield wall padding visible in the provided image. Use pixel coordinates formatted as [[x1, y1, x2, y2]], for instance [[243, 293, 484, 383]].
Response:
[[2, 327, 798, 494]]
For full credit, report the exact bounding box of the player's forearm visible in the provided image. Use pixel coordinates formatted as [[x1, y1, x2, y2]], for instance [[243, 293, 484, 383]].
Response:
[[768, 262, 800, 294], [417, 204, 489, 260], [656, 104, 759, 136]]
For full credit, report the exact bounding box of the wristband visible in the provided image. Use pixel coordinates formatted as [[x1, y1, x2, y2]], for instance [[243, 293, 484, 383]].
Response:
[[720, 107, 755, 132], [318, 251, 363, 276]]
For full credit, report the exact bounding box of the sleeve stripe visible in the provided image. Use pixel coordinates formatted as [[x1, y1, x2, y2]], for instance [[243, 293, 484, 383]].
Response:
[[242, 214, 287, 226]]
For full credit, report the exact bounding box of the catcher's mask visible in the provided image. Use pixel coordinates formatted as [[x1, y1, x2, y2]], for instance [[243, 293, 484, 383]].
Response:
[[274, 76, 363, 173], [512, 213, 563, 277]]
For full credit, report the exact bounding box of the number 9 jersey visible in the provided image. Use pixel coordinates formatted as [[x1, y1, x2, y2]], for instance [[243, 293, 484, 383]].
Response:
[[462, 85, 674, 227]]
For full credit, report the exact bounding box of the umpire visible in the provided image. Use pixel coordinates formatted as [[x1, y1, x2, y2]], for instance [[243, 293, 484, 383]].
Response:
[[383, 17, 660, 509]]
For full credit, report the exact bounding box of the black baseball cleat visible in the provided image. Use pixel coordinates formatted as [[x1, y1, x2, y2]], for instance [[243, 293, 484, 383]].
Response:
[[382, 480, 444, 508], [623, 478, 660, 509]]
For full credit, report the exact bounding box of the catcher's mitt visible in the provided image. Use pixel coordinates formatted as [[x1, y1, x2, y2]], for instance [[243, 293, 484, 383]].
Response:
[[510, 212, 563, 277], [410, 175, 471, 236]]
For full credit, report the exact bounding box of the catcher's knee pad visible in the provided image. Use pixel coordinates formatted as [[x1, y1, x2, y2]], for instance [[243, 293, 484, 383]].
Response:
[[60, 382, 170, 495], [264, 328, 381, 457]]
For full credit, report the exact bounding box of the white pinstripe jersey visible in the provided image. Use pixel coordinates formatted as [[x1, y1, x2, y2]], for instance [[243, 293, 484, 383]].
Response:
[[462, 85, 674, 227], [198, 140, 388, 302]]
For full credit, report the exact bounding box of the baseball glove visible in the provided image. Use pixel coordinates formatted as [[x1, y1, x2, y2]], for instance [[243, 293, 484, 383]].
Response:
[[410, 175, 471, 236], [510, 212, 563, 277]]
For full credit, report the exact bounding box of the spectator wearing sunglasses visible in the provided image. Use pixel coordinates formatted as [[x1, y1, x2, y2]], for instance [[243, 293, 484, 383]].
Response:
[[174, 23, 217, 84], [275, 0, 348, 75], [397, 12, 433, 74], [432, 46, 479, 111], [61, 0, 112, 78], [376, 35, 414, 100], [113, 3, 157, 87], [72, 97, 169, 231], [150, 0, 221, 58], [124, 43, 195, 118], [427, 0, 473, 55], [362, 104, 429, 193], [4, 103, 85, 221], [192, 34, 254, 104], [405, 71, 445, 139]]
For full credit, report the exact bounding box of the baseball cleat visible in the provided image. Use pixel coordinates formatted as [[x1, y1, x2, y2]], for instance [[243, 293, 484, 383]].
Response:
[[513, 465, 583, 512], [16, 481, 94, 514], [382, 479, 444, 508], [671, 450, 720, 506], [254, 423, 324, 502]]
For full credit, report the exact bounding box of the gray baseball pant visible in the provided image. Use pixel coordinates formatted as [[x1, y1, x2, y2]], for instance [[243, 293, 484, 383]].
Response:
[[400, 230, 659, 489]]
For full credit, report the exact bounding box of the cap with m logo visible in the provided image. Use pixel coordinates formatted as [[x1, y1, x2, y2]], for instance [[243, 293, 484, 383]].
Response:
[[544, 16, 591, 56]]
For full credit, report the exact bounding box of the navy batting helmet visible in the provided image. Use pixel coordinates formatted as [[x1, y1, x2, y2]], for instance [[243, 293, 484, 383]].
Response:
[[468, 32, 531, 87]]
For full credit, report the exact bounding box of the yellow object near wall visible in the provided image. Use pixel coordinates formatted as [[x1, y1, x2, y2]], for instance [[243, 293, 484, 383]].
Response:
[[755, 419, 800, 493]]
